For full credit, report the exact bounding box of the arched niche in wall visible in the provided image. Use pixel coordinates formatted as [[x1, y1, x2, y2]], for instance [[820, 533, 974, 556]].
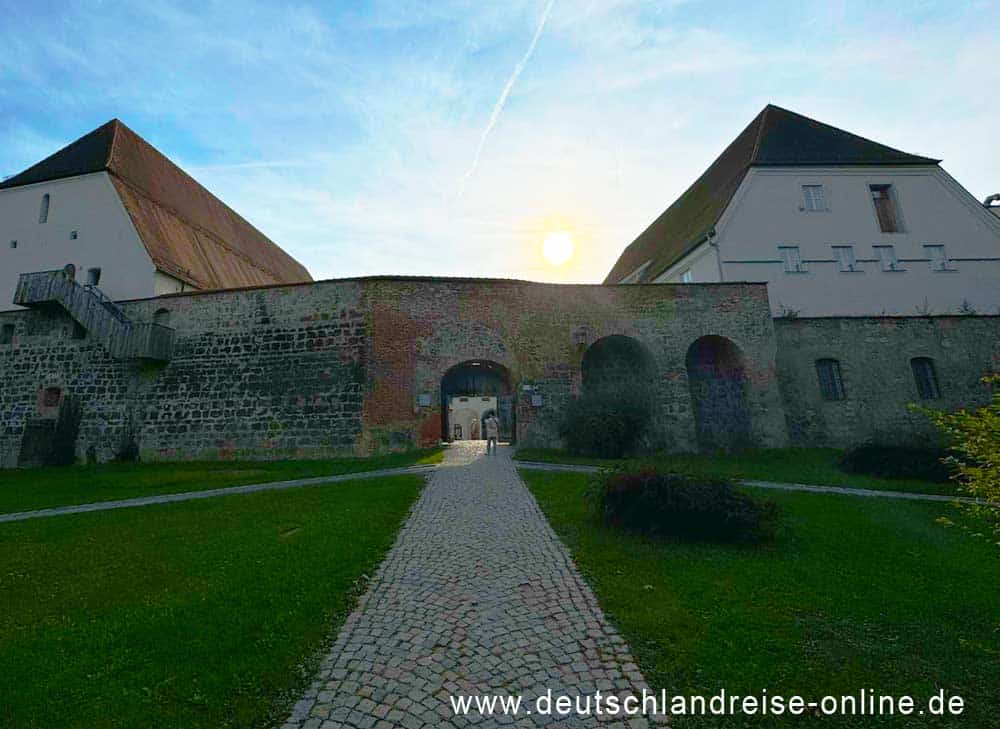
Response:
[[685, 335, 751, 452]]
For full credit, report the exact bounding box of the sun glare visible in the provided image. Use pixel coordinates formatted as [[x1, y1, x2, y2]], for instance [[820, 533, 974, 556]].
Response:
[[542, 231, 574, 266]]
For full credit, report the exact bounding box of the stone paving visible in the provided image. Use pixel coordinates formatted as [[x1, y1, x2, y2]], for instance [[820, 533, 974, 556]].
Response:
[[280, 442, 661, 729]]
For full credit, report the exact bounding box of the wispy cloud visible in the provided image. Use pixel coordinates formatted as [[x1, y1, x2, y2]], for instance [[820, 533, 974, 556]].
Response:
[[0, 0, 998, 285], [458, 0, 556, 197]]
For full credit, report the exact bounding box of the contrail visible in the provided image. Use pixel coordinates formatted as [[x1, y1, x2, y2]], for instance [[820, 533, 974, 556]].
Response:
[[459, 0, 556, 196]]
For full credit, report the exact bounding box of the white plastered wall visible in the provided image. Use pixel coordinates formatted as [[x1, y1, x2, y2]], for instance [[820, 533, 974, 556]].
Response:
[[0, 172, 157, 310]]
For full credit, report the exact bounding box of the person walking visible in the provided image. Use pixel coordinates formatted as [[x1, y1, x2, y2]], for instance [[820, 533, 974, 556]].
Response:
[[484, 414, 500, 455]]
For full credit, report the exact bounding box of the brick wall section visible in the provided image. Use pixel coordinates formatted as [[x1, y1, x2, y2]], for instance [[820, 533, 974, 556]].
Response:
[[16, 278, 996, 465], [775, 316, 1000, 447], [361, 279, 787, 453]]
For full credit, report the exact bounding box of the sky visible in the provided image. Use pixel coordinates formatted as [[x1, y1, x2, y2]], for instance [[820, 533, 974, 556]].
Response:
[[1, 0, 998, 284]]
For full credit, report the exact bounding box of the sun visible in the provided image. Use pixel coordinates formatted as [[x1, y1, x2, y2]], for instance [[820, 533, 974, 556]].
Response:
[[542, 231, 574, 266]]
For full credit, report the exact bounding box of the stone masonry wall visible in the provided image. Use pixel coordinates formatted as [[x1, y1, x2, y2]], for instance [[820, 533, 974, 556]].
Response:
[[0, 277, 788, 466], [362, 279, 787, 453], [775, 316, 1000, 448]]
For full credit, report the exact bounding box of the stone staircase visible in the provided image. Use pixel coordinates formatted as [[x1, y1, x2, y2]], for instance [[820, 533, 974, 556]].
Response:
[[13, 269, 174, 361]]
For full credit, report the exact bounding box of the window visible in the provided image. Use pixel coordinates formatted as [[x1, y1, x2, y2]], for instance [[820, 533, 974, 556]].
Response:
[[802, 184, 827, 211], [680, 269, 693, 283], [924, 244, 953, 272], [8, 240, 16, 249], [70, 230, 78, 240], [86, 267, 101, 286], [911, 358, 940, 399], [869, 184, 902, 232], [832, 245, 857, 272], [815, 359, 846, 401], [1, 324, 13, 344], [779, 246, 805, 273], [42, 387, 61, 407], [874, 245, 901, 272], [39, 193, 50, 224]]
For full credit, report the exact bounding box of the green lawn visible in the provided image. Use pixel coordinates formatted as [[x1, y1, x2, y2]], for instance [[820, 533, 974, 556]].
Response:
[[515, 447, 959, 496], [0, 474, 424, 729], [0, 448, 442, 514], [523, 470, 1000, 728]]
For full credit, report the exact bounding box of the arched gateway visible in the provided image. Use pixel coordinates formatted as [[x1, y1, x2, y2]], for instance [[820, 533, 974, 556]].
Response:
[[440, 360, 516, 443]]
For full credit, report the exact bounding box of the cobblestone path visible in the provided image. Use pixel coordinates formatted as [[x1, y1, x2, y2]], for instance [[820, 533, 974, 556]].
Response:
[[280, 442, 658, 728]]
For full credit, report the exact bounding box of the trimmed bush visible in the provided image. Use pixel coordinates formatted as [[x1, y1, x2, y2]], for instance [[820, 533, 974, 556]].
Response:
[[559, 386, 652, 458], [589, 468, 779, 543], [838, 444, 955, 483]]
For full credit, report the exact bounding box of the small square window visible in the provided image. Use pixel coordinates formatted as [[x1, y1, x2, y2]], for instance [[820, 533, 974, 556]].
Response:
[[779, 246, 805, 273], [86, 267, 101, 286], [680, 269, 693, 283], [874, 245, 902, 272], [832, 245, 857, 272], [42, 387, 61, 408], [924, 244, 953, 272], [70, 230, 79, 240], [802, 184, 827, 211], [9, 240, 16, 249]]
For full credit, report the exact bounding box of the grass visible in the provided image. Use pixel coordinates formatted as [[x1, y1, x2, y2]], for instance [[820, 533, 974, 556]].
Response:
[[523, 470, 1000, 728], [0, 473, 424, 729], [514, 447, 960, 496], [0, 448, 442, 513]]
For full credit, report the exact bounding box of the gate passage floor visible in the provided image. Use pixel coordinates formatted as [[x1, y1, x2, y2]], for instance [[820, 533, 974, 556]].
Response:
[[281, 442, 658, 728]]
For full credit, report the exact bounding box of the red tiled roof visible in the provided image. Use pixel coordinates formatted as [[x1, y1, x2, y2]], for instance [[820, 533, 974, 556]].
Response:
[[1, 119, 312, 289]]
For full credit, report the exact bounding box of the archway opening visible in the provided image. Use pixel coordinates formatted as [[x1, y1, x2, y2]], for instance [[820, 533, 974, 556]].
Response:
[[573, 335, 656, 457], [685, 335, 751, 451], [581, 335, 655, 393], [441, 360, 515, 443]]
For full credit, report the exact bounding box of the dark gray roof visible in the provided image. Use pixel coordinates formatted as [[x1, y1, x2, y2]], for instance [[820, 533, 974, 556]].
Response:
[[604, 105, 940, 284]]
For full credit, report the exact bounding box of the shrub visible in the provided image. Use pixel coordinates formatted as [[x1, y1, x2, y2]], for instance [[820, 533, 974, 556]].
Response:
[[559, 386, 652, 458], [838, 444, 957, 483], [589, 467, 780, 543], [916, 374, 1000, 543]]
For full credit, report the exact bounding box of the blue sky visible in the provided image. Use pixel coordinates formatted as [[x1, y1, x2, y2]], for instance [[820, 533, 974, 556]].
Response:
[[2, 0, 997, 283]]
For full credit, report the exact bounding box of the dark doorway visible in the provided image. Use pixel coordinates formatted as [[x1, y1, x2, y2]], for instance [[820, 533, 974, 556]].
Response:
[[685, 335, 751, 451], [441, 360, 515, 443]]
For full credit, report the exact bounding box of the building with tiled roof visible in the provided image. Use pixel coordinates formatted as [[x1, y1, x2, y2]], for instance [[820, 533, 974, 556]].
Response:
[[607, 105, 1000, 317], [0, 119, 311, 309]]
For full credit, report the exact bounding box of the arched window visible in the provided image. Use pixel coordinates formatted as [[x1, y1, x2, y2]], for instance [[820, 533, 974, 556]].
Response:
[[815, 359, 846, 401], [153, 308, 171, 326], [39, 194, 50, 224], [911, 357, 940, 399]]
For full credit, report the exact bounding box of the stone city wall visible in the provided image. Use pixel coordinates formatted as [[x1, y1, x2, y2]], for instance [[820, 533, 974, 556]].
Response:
[[775, 316, 1000, 448], [0, 277, 786, 466]]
